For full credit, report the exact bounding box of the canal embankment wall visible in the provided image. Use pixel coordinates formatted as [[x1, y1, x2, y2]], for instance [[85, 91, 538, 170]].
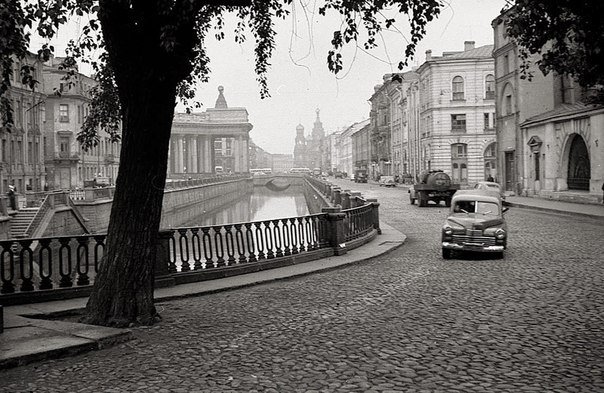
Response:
[[74, 178, 254, 233]]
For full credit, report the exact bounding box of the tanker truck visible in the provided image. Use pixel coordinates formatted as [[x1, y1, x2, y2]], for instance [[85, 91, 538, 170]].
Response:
[[409, 170, 460, 207]]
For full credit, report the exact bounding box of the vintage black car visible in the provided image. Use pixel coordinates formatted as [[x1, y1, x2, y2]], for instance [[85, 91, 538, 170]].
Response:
[[441, 190, 508, 259]]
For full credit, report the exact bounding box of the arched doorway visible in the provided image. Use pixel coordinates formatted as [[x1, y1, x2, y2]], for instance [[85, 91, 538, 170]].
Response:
[[567, 134, 590, 190]]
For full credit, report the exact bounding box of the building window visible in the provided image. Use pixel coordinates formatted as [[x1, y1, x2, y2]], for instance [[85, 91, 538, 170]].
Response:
[[505, 95, 512, 115], [484, 113, 490, 130], [503, 54, 510, 75], [451, 143, 468, 183], [452, 76, 464, 100], [451, 114, 466, 133], [485, 74, 495, 99], [59, 104, 69, 122], [451, 143, 467, 159]]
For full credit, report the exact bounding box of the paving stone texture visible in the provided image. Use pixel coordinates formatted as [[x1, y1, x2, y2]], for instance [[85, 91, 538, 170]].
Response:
[[1, 181, 603, 392]]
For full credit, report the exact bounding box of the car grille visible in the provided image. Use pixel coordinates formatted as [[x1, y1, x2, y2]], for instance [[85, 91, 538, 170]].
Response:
[[452, 235, 497, 246]]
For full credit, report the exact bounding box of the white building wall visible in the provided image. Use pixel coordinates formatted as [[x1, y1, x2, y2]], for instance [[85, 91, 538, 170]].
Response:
[[419, 57, 496, 185]]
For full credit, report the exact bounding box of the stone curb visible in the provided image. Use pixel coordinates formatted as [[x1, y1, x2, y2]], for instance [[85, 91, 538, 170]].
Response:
[[504, 201, 604, 219]]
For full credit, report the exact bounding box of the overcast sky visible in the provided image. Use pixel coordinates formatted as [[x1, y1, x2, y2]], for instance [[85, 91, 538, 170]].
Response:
[[40, 0, 506, 155]]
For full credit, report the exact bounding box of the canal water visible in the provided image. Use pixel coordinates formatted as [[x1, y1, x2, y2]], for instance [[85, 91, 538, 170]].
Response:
[[177, 186, 309, 227]]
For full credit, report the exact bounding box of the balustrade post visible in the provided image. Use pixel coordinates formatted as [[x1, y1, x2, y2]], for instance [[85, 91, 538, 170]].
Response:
[[322, 207, 347, 256], [341, 191, 351, 210], [333, 189, 342, 206], [350, 192, 362, 207], [366, 198, 381, 235], [154, 230, 175, 287]]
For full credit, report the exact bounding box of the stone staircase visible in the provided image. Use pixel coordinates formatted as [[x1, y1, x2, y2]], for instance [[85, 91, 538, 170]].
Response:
[[10, 208, 39, 238]]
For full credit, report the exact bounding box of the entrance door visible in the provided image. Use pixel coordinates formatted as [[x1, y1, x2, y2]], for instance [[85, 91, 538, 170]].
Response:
[[567, 135, 590, 190], [504, 151, 515, 191]]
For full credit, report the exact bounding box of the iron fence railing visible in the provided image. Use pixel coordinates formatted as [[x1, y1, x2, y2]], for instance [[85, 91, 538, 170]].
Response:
[[0, 176, 380, 305]]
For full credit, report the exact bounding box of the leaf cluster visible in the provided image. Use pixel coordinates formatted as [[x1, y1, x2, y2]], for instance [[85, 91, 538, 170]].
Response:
[[505, 0, 604, 100], [2, 0, 445, 139]]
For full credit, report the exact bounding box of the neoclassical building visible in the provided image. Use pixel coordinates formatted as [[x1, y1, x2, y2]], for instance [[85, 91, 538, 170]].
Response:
[[493, 10, 603, 201], [414, 41, 497, 185], [0, 52, 46, 193], [168, 86, 252, 177]]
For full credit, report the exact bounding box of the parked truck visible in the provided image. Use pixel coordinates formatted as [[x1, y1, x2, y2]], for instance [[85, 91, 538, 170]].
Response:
[[409, 170, 459, 207]]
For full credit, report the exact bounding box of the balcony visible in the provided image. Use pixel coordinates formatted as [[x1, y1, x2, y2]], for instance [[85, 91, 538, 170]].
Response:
[[104, 154, 117, 164], [46, 152, 80, 163]]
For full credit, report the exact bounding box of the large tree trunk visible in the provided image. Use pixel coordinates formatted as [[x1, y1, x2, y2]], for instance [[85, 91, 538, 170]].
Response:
[[82, 0, 198, 327], [84, 81, 177, 327]]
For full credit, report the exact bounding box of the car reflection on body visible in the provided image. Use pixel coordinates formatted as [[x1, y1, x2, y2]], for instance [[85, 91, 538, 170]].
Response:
[[473, 181, 505, 200], [441, 190, 508, 259]]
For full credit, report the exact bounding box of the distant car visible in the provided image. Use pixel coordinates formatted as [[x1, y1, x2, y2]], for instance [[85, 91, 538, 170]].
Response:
[[334, 171, 344, 179], [473, 181, 505, 200], [355, 173, 368, 183], [349, 173, 356, 181], [379, 176, 396, 187], [441, 190, 508, 260]]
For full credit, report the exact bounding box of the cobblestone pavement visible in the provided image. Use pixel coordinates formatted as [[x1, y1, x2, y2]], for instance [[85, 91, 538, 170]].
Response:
[[2, 181, 603, 393]]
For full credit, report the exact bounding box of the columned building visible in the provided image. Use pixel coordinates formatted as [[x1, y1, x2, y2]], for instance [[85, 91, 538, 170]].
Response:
[[493, 10, 603, 201], [168, 86, 252, 177]]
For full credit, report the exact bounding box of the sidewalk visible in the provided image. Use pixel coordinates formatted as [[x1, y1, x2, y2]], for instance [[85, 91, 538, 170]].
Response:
[[1, 223, 407, 370], [505, 195, 604, 218]]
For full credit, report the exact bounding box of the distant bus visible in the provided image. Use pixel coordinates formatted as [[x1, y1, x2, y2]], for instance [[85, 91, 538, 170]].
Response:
[[289, 168, 312, 174]]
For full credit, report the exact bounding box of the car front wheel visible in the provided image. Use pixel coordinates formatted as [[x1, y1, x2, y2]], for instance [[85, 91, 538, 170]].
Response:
[[442, 248, 452, 259]]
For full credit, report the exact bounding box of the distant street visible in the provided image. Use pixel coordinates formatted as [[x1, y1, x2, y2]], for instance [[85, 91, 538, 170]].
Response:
[[2, 178, 603, 392]]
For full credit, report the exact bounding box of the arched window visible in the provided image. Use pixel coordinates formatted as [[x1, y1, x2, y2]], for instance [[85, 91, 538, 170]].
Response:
[[484, 142, 497, 180], [502, 83, 514, 116], [452, 76, 464, 100], [485, 74, 495, 99], [451, 143, 468, 183]]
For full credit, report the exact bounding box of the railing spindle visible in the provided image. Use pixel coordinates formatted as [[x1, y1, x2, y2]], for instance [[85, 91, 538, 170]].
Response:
[[18, 240, 34, 292]]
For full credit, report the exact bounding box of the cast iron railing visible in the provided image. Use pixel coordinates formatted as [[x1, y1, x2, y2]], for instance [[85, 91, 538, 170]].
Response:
[[168, 214, 328, 272], [0, 176, 380, 305]]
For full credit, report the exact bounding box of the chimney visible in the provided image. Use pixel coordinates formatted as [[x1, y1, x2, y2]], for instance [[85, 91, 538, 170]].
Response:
[[425, 50, 432, 61], [464, 41, 475, 51]]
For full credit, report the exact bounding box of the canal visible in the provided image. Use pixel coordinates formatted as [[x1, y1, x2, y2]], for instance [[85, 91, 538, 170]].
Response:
[[172, 186, 309, 228]]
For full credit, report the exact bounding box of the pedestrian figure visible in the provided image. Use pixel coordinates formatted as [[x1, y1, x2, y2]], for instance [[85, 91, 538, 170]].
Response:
[[7, 185, 17, 211], [601, 182, 604, 204], [487, 174, 494, 182]]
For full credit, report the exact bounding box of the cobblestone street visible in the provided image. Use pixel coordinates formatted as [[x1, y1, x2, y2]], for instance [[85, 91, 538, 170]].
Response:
[[2, 182, 603, 392]]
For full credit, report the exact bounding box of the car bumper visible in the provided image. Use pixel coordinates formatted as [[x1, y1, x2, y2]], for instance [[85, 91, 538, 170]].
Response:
[[442, 242, 505, 252]]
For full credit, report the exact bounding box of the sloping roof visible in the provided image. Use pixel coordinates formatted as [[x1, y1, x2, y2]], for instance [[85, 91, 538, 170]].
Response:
[[521, 103, 604, 127], [342, 119, 370, 137], [444, 45, 494, 59]]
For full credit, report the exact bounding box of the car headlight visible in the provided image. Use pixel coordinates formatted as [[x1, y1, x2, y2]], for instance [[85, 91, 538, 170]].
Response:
[[443, 225, 453, 236], [495, 228, 506, 239]]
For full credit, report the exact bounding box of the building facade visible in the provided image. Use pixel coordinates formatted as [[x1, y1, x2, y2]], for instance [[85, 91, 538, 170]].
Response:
[[413, 41, 496, 185], [0, 52, 46, 193], [43, 56, 121, 190], [168, 86, 252, 177], [493, 11, 603, 200], [271, 153, 294, 173], [351, 121, 371, 176]]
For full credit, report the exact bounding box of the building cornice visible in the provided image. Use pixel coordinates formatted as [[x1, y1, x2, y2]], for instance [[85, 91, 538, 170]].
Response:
[[520, 106, 604, 129]]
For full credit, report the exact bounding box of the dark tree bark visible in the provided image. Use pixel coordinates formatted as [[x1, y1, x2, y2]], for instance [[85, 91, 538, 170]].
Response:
[[84, 0, 195, 326]]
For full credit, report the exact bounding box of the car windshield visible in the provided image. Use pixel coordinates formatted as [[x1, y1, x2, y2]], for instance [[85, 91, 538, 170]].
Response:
[[453, 200, 500, 215]]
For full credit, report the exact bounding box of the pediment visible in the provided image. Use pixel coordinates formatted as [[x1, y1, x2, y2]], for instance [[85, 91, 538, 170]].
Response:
[[527, 135, 542, 146]]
